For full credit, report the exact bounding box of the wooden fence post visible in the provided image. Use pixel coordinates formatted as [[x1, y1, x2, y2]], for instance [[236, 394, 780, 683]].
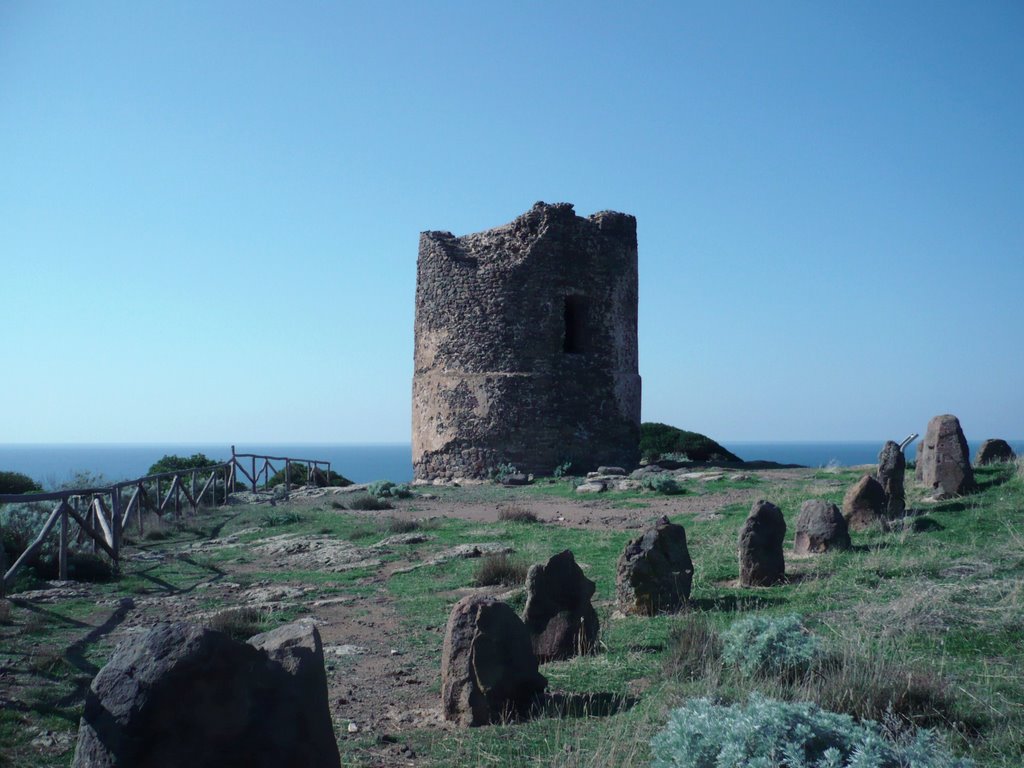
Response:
[[111, 486, 121, 572], [59, 502, 69, 581], [285, 459, 291, 499]]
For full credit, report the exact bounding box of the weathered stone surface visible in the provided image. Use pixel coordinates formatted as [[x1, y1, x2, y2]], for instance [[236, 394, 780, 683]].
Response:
[[72, 621, 341, 768], [793, 499, 850, 554], [522, 550, 598, 662], [575, 480, 607, 494], [738, 500, 786, 587], [616, 515, 693, 615], [842, 474, 886, 531], [412, 202, 641, 481], [501, 473, 531, 486], [441, 595, 547, 726], [975, 439, 1016, 466], [916, 414, 975, 497], [876, 440, 906, 519], [597, 466, 627, 476]]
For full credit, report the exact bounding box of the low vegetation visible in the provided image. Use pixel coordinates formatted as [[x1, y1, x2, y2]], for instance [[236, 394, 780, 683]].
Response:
[[0, 460, 1020, 767], [639, 422, 742, 463]]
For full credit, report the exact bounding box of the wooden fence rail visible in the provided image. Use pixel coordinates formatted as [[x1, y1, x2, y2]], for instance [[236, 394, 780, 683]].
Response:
[[0, 447, 333, 595]]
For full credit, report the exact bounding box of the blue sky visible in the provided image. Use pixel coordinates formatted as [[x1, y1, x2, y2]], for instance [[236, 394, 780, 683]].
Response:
[[3, 1, 1022, 444]]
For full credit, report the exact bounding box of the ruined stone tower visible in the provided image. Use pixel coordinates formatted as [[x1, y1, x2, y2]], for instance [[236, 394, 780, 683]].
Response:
[[412, 202, 641, 481]]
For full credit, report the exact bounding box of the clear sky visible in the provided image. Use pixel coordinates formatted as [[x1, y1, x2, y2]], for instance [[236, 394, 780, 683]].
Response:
[[3, 1, 1022, 444]]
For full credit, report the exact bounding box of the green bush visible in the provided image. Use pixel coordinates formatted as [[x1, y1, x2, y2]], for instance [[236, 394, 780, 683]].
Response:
[[346, 495, 393, 511], [367, 480, 411, 498], [0, 471, 41, 495], [640, 423, 742, 463], [650, 694, 972, 768], [721, 614, 822, 677], [147, 453, 221, 476], [267, 464, 352, 488], [640, 474, 686, 495]]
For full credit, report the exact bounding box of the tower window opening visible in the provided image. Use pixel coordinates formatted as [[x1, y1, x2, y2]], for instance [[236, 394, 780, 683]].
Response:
[[563, 295, 588, 354]]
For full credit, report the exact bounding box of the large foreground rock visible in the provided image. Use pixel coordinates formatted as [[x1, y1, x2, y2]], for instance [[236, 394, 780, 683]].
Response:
[[738, 500, 785, 586], [842, 474, 886, 531], [73, 620, 340, 768], [793, 499, 850, 554], [916, 414, 975, 497], [522, 550, 598, 662], [441, 595, 547, 726], [975, 439, 1016, 466], [876, 440, 905, 519], [616, 515, 693, 615]]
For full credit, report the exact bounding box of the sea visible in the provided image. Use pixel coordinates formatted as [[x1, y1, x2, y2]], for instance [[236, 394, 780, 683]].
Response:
[[1, 440, 1021, 490]]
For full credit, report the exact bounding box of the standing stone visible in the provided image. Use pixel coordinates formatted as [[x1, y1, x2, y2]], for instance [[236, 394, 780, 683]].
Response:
[[916, 414, 975, 497], [793, 499, 850, 554], [72, 621, 341, 768], [876, 440, 906, 519], [738, 500, 786, 586], [842, 475, 886, 531], [616, 515, 694, 615], [522, 550, 599, 662], [441, 595, 547, 726], [975, 439, 1016, 466]]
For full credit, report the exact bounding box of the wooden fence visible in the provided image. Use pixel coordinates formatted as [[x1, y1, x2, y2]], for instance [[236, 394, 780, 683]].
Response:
[[0, 447, 334, 595]]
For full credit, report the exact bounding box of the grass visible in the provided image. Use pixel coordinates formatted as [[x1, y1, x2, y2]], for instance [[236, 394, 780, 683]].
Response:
[[473, 552, 529, 587], [0, 461, 1021, 767]]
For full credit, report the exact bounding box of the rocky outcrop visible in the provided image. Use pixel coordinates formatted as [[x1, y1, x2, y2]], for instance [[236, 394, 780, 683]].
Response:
[[616, 516, 694, 615], [738, 500, 786, 586], [916, 414, 975, 497], [793, 499, 850, 554], [522, 550, 598, 662], [72, 620, 340, 768], [842, 475, 886, 531], [441, 595, 547, 726], [975, 439, 1016, 466], [876, 440, 906, 519]]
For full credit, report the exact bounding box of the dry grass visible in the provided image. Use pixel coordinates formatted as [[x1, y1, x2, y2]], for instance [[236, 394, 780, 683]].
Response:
[[346, 494, 393, 511], [206, 606, 267, 640], [663, 612, 722, 680], [474, 552, 529, 587], [498, 504, 539, 524]]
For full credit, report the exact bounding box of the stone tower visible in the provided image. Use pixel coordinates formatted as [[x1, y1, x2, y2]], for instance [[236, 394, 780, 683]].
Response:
[[412, 202, 641, 481]]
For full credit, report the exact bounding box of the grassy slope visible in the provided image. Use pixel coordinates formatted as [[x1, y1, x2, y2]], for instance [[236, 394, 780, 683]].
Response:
[[0, 462, 1021, 767]]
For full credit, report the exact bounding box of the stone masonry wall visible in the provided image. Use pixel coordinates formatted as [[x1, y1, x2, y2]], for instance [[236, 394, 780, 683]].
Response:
[[412, 202, 641, 481]]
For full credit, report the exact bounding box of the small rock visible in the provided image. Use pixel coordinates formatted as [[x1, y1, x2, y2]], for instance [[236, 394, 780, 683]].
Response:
[[975, 438, 1016, 466], [793, 499, 850, 554], [842, 475, 886, 531], [597, 466, 626, 476], [616, 516, 693, 615], [347, 722, 360, 734], [575, 480, 606, 494]]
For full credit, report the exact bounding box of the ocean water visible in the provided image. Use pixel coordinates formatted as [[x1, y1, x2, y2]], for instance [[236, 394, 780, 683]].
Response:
[[1, 440, 1020, 490], [0, 444, 415, 489]]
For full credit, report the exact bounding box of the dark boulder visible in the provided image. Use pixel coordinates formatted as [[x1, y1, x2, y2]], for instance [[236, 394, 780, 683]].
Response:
[[842, 474, 886, 531], [616, 515, 693, 615], [441, 595, 547, 726], [72, 620, 340, 768], [738, 500, 786, 586], [793, 499, 850, 554], [876, 440, 906, 519], [975, 439, 1016, 466], [522, 550, 598, 662], [916, 414, 975, 497]]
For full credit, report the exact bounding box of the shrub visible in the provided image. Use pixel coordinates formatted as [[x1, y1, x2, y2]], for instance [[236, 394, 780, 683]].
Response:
[[664, 613, 722, 680], [267, 464, 352, 488], [0, 471, 41, 495], [385, 517, 421, 534], [640, 475, 686, 495], [207, 607, 266, 641], [640, 422, 742, 464], [346, 495, 393, 511], [498, 505, 539, 524], [367, 480, 412, 499], [473, 553, 528, 587], [490, 462, 518, 483], [1, 501, 55, 560], [553, 460, 574, 478], [650, 694, 973, 768], [147, 453, 220, 476], [721, 614, 822, 677], [259, 511, 303, 528]]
